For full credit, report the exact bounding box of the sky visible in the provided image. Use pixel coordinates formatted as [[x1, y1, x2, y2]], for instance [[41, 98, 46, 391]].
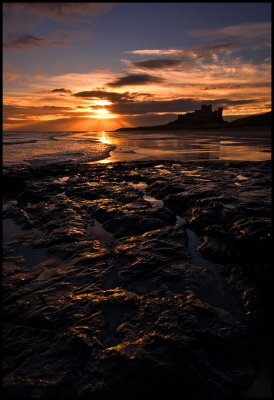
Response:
[[3, 2, 272, 131]]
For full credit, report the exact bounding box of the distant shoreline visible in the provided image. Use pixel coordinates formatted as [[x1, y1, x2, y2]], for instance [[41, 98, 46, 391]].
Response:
[[109, 127, 271, 138], [3, 127, 271, 139]]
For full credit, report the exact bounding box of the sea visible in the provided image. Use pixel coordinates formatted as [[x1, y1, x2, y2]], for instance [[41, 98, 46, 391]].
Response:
[[3, 130, 271, 167]]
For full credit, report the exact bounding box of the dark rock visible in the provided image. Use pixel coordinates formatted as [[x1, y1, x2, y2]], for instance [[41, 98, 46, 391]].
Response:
[[146, 180, 185, 199], [230, 217, 272, 263], [198, 236, 233, 264], [164, 187, 217, 214], [2, 160, 271, 399], [3, 206, 33, 228]]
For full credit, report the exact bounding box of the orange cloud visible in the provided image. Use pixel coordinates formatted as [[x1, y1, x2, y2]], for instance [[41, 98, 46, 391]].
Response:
[[126, 43, 236, 57]]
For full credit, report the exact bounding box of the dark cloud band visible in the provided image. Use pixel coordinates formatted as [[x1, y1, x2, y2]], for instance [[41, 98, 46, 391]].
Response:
[[132, 59, 183, 69], [74, 90, 131, 103], [108, 73, 164, 87], [111, 98, 259, 115], [4, 34, 46, 49], [51, 88, 72, 94]]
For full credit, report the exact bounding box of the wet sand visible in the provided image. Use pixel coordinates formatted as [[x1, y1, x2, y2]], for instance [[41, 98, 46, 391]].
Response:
[[91, 128, 271, 164], [110, 127, 271, 138]]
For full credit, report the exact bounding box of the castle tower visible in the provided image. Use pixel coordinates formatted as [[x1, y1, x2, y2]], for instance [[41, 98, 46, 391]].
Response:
[[216, 107, 223, 120], [201, 104, 212, 113]]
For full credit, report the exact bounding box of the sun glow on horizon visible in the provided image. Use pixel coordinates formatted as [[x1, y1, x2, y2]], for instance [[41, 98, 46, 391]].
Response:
[[90, 107, 117, 119], [95, 99, 112, 107]]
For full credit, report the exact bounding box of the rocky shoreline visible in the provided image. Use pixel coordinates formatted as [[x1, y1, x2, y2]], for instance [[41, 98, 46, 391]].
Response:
[[3, 160, 272, 398]]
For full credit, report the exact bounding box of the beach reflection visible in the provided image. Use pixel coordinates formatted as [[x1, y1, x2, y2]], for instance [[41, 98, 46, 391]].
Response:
[[93, 130, 271, 162], [99, 131, 113, 145]]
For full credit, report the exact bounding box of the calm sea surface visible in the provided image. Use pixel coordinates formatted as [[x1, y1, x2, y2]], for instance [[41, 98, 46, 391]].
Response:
[[3, 130, 271, 167]]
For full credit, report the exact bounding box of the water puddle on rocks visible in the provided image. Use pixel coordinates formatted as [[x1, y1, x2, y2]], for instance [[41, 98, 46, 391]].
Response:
[[55, 191, 66, 198], [3, 218, 25, 243], [87, 219, 114, 247], [220, 140, 240, 145], [13, 246, 51, 268], [185, 228, 242, 314], [85, 181, 101, 187], [52, 176, 70, 184], [3, 217, 52, 267], [221, 203, 236, 210], [153, 165, 172, 174], [186, 228, 218, 270], [179, 169, 202, 177], [143, 195, 164, 208], [176, 215, 186, 226], [236, 175, 249, 181], [128, 181, 148, 193], [234, 175, 249, 186], [3, 200, 18, 212], [128, 181, 164, 208], [130, 202, 147, 209]]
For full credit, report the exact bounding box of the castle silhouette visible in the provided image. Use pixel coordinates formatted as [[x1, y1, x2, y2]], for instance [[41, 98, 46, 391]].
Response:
[[116, 104, 228, 131], [175, 104, 224, 126]]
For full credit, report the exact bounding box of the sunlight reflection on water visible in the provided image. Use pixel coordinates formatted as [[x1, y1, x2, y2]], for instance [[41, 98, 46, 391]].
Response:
[[93, 130, 271, 162], [3, 130, 271, 166]]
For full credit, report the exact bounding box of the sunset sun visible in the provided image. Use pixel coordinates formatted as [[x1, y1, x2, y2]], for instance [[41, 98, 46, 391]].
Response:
[[95, 99, 112, 107], [91, 108, 117, 119]]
